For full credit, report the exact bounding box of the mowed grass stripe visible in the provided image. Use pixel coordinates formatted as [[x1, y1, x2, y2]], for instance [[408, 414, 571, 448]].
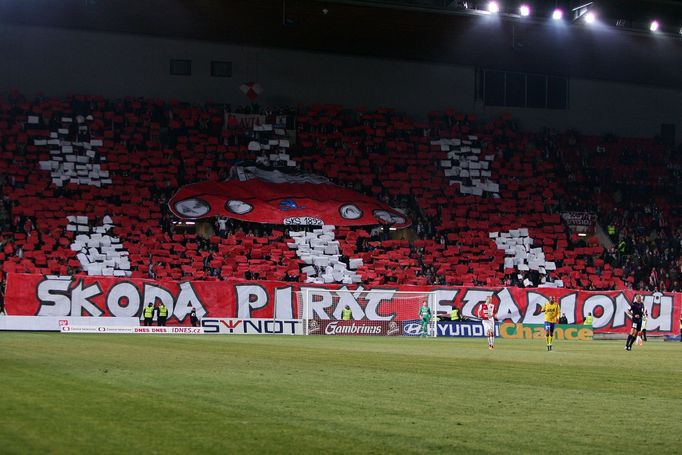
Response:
[[0, 334, 680, 454]]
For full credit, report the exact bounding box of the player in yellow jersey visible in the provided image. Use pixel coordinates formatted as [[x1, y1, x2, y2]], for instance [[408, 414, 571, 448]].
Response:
[[540, 296, 560, 351]]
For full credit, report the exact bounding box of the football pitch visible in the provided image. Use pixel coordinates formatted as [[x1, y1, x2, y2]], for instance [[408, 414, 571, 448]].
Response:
[[1, 334, 680, 454]]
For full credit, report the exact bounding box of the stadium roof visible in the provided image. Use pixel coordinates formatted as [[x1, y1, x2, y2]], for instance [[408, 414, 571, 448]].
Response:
[[2, 0, 682, 88], [345, 0, 682, 26]]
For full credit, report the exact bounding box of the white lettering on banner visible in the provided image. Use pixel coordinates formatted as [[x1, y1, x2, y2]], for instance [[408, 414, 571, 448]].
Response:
[[141, 284, 174, 317], [71, 280, 104, 317], [495, 288, 521, 322], [643, 293, 673, 331], [559, 293, 577, 324], [434, 289, 458, 315], [236, 285, 268, 318], [18, 276, 678, 334], [330, 288, 365, 320], [200, 319, 302, 335], [612, 293, 632, 329], [274, 286, 294, 319], [35, 277, 207, 320], [460, 289, 495, 318], [584, 294, 615, 329], [175, 282, 206, 320], [523, 292, 548, 324], [303, 286, 396, 321], [283, 217, 323, 226], [37, 278, 72, 315], [107, 282, 140, 318], [362, 290, 395, 321], [302, 287, 333, 319]]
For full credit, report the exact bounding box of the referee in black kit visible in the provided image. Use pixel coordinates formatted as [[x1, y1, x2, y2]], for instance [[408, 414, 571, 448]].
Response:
[[625, 295, 644, 351]]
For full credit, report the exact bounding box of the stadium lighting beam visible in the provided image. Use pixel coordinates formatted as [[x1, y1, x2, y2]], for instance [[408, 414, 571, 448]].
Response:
[[519, 4, 530, 17], [584, 11, 596, 24], [487, 1, 499, 14], [650, 20, 659, 32], [552, 9, 563, 21]]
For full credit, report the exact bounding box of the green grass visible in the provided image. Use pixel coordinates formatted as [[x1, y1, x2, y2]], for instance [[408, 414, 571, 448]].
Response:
[[0, 334, 680, 454]]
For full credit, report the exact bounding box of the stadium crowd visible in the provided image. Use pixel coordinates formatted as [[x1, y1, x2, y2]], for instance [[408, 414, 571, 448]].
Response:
[[0, 92, 680, 292]]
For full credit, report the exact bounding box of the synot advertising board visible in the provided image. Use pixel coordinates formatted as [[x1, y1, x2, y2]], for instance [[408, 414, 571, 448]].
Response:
[[201, 318, 302, 335]]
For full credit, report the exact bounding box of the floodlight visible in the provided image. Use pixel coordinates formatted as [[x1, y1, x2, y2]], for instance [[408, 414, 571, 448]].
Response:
[[519, 4, 530, 17], [650, 20, 659, 32], [487, 1, 499, 14], [584, 11, 595, 24], [552, 9, 563, 21]]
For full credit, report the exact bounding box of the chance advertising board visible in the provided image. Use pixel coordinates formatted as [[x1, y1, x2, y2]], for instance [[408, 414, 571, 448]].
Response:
[[499, 323, 593, 341]]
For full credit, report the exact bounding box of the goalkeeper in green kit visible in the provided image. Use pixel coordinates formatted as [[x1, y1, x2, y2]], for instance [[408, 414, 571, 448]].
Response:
[[418, 302, 432, 337]]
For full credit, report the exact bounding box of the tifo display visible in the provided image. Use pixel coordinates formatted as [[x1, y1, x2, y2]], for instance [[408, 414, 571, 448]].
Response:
[[2, 95, 680, 295]]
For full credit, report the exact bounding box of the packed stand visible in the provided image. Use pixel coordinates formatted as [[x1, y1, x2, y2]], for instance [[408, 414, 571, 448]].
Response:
[[1, 92, 668, 291], [553, 131, 682, 291]]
